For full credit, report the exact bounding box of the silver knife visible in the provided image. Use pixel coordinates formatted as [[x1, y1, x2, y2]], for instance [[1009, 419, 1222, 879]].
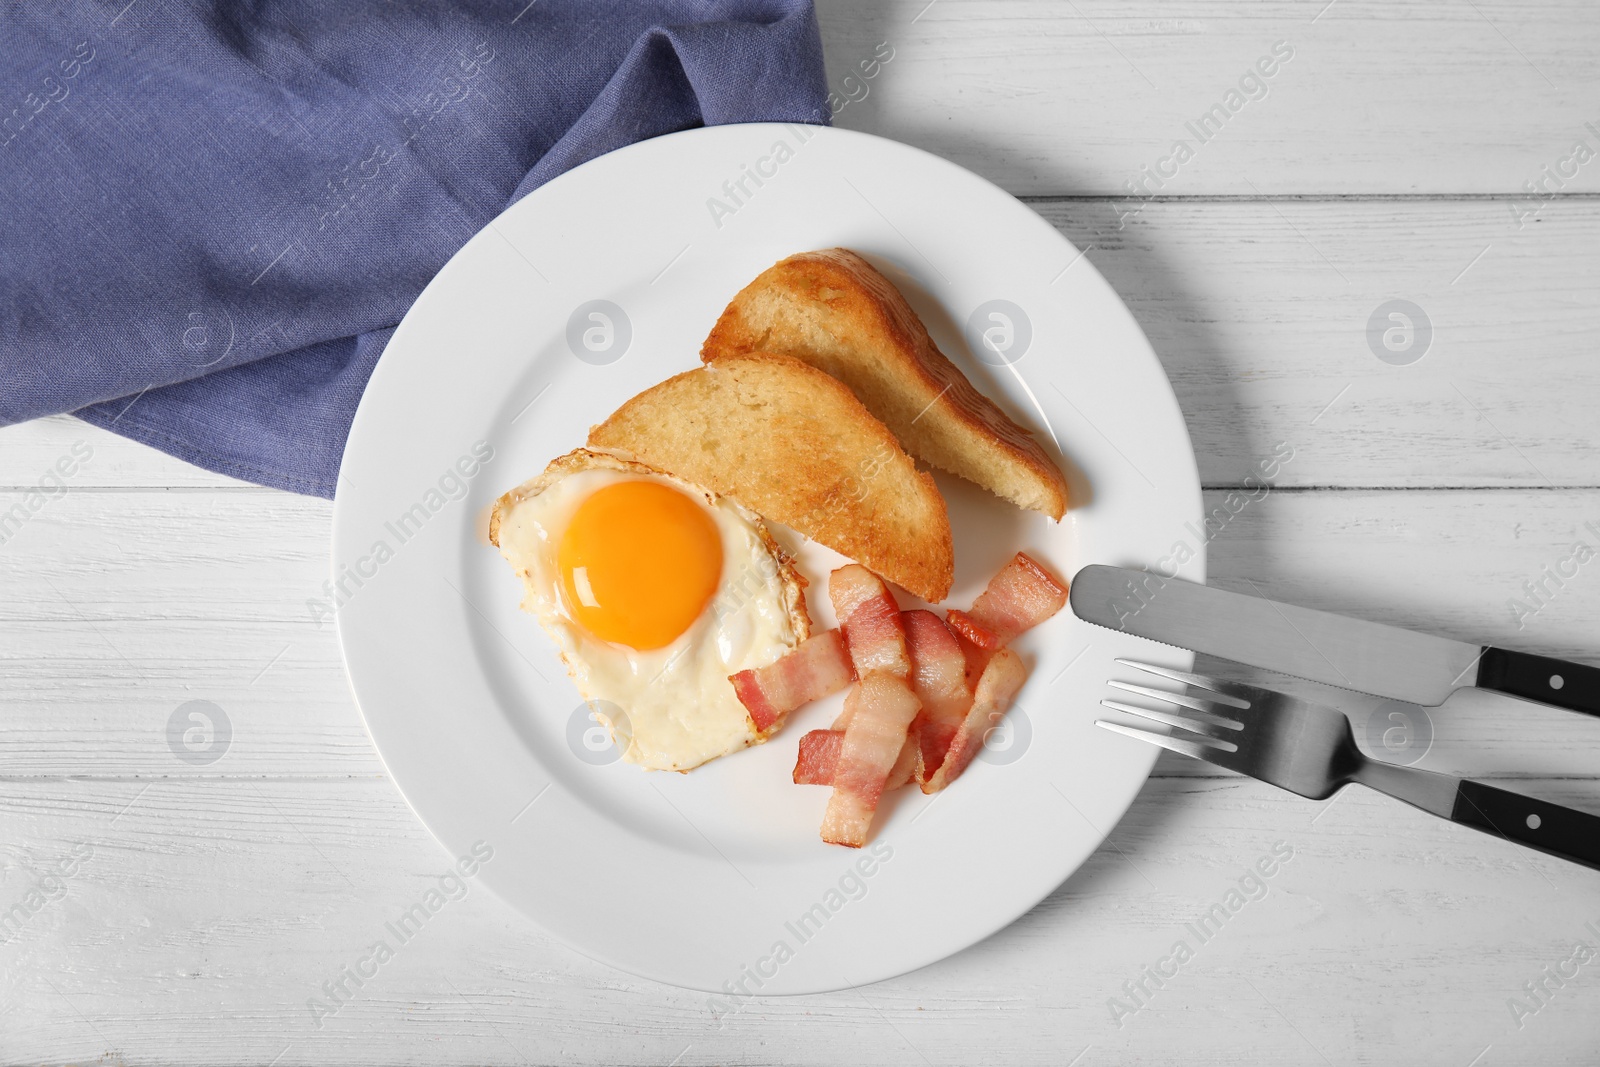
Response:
[[1070, 564, 1600, 717]]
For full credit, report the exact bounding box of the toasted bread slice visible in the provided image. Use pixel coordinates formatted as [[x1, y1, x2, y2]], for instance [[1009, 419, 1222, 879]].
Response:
[[587, 355, 953, 602], [701, 248, 1069, 520]]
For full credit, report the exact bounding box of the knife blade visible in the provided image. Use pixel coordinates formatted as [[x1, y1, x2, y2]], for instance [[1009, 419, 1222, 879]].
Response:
[[1070, 564, 1600, 717]]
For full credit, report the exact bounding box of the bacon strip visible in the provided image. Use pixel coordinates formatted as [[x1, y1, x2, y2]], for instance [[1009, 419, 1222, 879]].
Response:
[[830, 564, 910, 679], [949, 552, 1068, 648], [795, 726, 921, 789], [730, 629, 854, 735], [904, 611, 972, 717], [886, 722, 921, 790], [902, 610, 974, 786], [945, 608, 1001, 651], [947, 552, 1067, 678], [921, 648, 1027, 793], [799, 611, 971, 788], [799, 558, 1061, 838], [917, 720, 957, 787], [793, 729, 843, 785], [831, 703, 857, 731], [819, 670, 922, 847]]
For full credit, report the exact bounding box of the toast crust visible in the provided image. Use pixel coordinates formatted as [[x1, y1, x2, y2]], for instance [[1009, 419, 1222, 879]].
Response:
[[586, 355, 954, 602], [701, 248, 1069, 520]]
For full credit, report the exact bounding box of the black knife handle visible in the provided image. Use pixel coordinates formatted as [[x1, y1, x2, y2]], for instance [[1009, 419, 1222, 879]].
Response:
[[1452, 779, 1600, 872], [1477, 647, 1600, 718]]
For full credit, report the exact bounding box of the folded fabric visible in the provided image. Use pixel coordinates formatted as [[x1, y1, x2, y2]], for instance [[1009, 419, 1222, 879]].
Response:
[[0, 0, 828, 497]]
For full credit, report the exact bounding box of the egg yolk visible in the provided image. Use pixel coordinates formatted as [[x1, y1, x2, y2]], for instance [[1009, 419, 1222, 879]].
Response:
[[556, 480, 724, 650]]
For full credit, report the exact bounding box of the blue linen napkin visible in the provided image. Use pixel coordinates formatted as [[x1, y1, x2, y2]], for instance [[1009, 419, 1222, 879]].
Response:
[[0, 1, 828, 496]]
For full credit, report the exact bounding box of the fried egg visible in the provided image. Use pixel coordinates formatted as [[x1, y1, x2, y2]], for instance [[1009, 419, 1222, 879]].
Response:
[[490, 449, 810, 771]]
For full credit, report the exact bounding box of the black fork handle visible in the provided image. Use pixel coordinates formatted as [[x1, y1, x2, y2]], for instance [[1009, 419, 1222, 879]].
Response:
[[1452, 780, 1600, 872], [1477, 647, 1600, 719]]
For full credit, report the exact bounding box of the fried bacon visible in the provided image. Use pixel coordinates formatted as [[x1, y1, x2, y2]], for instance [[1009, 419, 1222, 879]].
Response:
[[793, 729, 843, 785], [819, 670, 922, 847], [948, 552, 1068, 648], [921, 648, 1027, 793], [902, 609, 974, 786], [795, 726, 920, 789], [886, 723, 921, 790], [904, 611, 972, 717], [830, 564, 910, 679], [944, 608, 1001, 650], [792, 557, 1062, 843], [801, 611, 971, 789], [730, 629, 854, 735]]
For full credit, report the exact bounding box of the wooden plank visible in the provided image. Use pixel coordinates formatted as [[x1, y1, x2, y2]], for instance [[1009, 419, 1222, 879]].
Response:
[[820, 0, 1600, 195], [1, 486, 1597, 780], [0, 415, 253, 490], [0, 487, 330, 623], [1043, 197, 1600, 488], [2, 773, 1597, 1064], [6, 199, 1596, 492]]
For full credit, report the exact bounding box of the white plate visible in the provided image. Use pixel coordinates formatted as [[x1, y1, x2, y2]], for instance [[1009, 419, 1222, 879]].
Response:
[[334, 124, 1202, 997]]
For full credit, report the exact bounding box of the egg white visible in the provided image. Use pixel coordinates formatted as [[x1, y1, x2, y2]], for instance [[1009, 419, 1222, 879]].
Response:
[[495, 462, 804, 771]]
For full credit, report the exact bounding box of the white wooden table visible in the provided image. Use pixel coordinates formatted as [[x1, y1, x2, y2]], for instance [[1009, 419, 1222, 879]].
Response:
[[5, 2, 1600, 1062]]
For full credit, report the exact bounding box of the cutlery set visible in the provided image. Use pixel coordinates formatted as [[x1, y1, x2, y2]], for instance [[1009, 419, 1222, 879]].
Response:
[[1072, 564, 1600, 872]]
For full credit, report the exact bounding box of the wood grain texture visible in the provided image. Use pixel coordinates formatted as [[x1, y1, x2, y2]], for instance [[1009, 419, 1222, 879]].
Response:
[[1046, 198, 1600, 488], [0, 416, 254, 490], [3, 775, 1599, 1066], [819, 0, 1600, 196]]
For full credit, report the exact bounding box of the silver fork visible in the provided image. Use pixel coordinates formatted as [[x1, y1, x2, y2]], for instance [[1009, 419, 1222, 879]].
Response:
[[1096, 659, 1600, 873]]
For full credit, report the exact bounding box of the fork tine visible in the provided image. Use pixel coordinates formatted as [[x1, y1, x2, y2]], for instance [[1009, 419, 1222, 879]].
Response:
[[1095, 719, 1236, 762], [1115, 659, 1253, 708], [1106, 681, 1246, 727], [1100, 699, 1241, 745]]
